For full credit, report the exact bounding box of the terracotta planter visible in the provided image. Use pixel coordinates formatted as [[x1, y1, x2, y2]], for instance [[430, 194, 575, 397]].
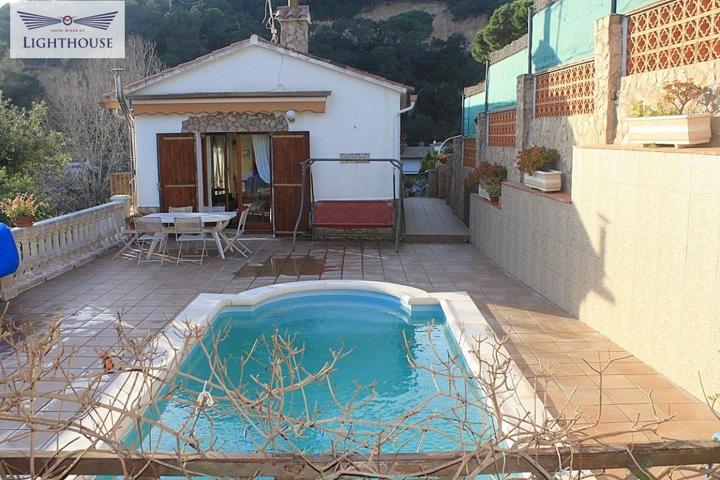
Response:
[[14, 215, 34, 227], [490, 196, 500, 206], [628, 113, 712, 147], [523, 170, 562, 192]]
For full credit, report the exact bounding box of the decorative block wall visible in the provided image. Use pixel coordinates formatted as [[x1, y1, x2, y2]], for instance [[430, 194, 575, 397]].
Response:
[[626, 0, 720, 74], [488, 109, 516, 147], [535, 61, 596, 117], [463, 138, 477, 167]]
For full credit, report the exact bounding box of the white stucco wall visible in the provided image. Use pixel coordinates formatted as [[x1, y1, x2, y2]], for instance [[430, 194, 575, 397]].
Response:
[[131, 42, 405, 208]]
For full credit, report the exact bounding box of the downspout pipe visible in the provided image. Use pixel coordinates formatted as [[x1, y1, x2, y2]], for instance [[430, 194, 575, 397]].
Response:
[[395, 96, 416, 250], [611, 0, 617, 14], [112, 68, 137, 211], [460, 91, 466, 138]]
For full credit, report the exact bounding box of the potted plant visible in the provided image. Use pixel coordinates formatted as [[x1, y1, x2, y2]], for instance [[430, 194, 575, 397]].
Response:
[[628, 80, 712, 147], [0, 193, 44, 227], [486, 184, 502, 206], [124, 213, 142, 229], [516, 146, 562, 192], [466, 162, 508, 202]]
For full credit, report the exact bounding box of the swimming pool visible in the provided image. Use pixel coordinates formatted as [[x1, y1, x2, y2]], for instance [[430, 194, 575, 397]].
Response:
[[124, 290, 495, 454], [67, 281, 545, 479]]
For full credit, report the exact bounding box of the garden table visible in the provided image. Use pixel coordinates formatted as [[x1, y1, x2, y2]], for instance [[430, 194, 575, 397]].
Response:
[[143, 211, 237, 260]]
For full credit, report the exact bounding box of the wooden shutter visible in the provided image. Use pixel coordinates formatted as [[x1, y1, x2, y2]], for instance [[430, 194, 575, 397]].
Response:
[[271, 132, 310, 235], [157, 134, 197, 212]]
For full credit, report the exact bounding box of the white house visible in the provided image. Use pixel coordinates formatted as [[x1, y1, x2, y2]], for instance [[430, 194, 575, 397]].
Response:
[[105, 1, 415, 235]]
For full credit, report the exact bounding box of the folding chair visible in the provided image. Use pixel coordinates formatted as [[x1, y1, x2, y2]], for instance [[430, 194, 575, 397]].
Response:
[[222, 208, 252, 257], [134, 217, 168, 265], [200, 206, 226, 213], [169, 206, 193, 213], [174, 217, 209, 265]]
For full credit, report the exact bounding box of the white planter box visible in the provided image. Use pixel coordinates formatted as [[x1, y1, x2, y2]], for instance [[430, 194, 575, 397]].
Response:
[[628, 113, 712, 147], [477, 185, 490, 200], [523, 170, 562, 192]]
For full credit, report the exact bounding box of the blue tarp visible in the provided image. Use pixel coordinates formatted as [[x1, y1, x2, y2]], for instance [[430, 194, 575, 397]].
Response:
[[531, 0, 610, 72], [463, 93, 485, 137], [487, 49, 528, 112], [0, 224, 19, 278]]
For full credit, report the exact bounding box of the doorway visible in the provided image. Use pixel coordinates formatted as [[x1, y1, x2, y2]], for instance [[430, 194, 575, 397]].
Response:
[[157, 134, 197, 212], [204, 133, 273, 232], [157, 130, 309, 235]]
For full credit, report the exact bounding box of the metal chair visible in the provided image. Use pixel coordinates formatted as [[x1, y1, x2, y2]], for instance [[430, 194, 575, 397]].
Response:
[[222, 208, 252, 257], [200, 206, 226, 213], [112, 212, 138, 259], [169, 206, 193, 213], [174, 217, 208, 265], [134, 217, 167, 265]]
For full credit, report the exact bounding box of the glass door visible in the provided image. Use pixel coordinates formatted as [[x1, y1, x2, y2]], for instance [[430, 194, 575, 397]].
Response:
[[204, 134, 240, 212], [239, 135, 272, 230]]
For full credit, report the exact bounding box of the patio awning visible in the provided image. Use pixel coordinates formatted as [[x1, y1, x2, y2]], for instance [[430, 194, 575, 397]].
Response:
[[104, 91, 331, 115]]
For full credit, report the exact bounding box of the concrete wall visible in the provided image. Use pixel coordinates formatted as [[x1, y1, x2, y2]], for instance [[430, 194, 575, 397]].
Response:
[[526, 114, 596, 187], [131, 43, 404, 208], [479, 145, 519, 182], [470, 145, 720, 401]]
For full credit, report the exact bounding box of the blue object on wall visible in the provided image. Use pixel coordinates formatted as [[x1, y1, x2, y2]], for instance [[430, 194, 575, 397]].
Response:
[[486, 49, 527, 112], [463, 93, 485, 137], [0, 224, 19, 278], [531, 0, 609, 72]]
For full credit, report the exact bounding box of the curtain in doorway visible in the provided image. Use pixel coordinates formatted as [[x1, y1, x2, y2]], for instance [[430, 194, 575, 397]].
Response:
[[251, 135, 271, 184]]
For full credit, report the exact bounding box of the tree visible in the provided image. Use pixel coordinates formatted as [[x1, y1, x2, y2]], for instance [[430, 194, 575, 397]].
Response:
[[0, 97, 66, 178], [471, 0, 532, 63], [0, 96, 67, 218], [41, 35, 163, 213], [310, 13, 483, 142]]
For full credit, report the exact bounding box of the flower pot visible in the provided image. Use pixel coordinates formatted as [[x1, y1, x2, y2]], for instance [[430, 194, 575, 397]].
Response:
[[490, 196, 500, 206], [14, 215, 34, 227], [523, 170, 562, 192], [628, 113, 712, 147], [477, 185, 490, 201]]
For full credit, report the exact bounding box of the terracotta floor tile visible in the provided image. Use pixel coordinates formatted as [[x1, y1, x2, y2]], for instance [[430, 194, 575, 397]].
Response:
[[664, 403, 719, 421], [579, 404, 631, 424], [595, 375, 637, 389], [553, 375, 599, 391], [618, 403, 670, 422], [604, 388, 655, 405], [3, 236, 719, 450]]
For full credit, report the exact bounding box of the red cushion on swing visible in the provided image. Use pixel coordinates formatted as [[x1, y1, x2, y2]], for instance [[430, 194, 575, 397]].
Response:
[[314, 201, 394, 228]]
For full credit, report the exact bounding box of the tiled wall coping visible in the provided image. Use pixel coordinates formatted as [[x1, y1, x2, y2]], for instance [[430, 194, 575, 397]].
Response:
[[533, 0, 562, 13], [503, 181, 572, 204], [579, 144, 720, 156], [464, 81, 485, 98], [489, 34, 529, 65]]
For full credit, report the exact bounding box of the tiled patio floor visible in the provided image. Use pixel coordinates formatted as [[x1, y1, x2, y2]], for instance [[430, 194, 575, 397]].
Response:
[[1, 238, 718, 449], [404, 197, 469, 242]]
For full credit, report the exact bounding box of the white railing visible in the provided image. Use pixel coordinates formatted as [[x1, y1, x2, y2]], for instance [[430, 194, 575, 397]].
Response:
[[0, 195, 130, 300]]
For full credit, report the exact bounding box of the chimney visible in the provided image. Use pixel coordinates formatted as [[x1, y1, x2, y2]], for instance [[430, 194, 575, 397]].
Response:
[[276, 0, 311, 53]]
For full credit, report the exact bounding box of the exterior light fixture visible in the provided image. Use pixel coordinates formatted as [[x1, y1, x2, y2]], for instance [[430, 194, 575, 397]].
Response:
[[285, 109, 297, 122]]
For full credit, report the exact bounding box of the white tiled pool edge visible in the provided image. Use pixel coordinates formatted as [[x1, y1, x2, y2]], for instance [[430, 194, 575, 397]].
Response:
[[54, 280, 553, 452]]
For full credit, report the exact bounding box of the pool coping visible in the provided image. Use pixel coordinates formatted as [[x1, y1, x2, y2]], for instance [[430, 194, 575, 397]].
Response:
[[53, 280, 553, 455]]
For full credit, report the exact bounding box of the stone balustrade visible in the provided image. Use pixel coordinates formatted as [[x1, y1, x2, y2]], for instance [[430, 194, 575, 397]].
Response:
[[0, 195, 130, 300]]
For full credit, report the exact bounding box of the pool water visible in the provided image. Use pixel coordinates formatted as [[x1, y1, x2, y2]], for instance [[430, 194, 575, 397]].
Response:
[[125, 291, 494, 455]]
